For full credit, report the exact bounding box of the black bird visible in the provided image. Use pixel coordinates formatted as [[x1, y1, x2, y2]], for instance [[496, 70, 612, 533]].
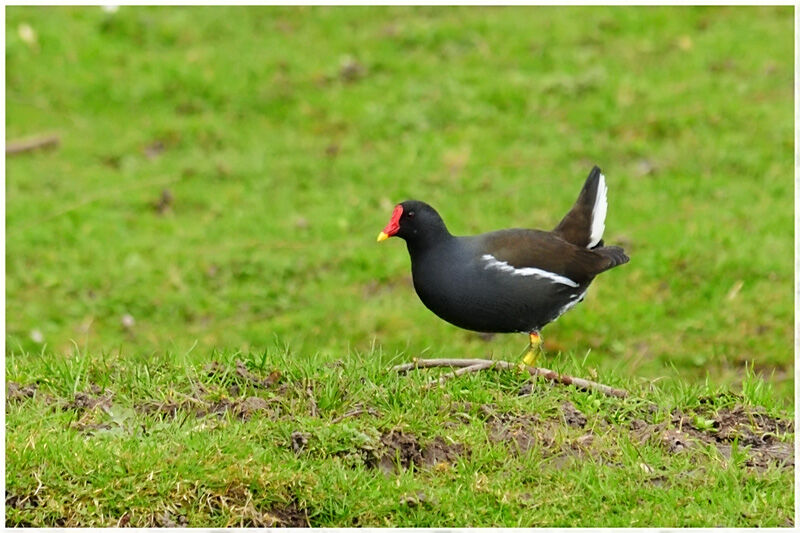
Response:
[[376, 166, 629, 365]]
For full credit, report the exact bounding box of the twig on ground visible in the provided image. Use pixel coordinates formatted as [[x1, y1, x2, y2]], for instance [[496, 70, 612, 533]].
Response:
[[6, 133, 60, 155], [393, 358, 492, 373], [392, 358, 629, 398], [423, 361, 495, 389]]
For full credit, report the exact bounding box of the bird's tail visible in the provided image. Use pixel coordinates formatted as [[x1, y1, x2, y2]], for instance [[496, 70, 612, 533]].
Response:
[[553, 166, 608, 249], [593, 245, 630, 272]]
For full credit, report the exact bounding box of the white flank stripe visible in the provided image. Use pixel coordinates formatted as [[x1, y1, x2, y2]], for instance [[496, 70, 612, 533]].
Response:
[[481, 254, 579, 288], [588, 173, 607, 248]]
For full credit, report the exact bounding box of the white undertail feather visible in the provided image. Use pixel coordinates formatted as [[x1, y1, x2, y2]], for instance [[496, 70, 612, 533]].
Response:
[[587, 173, 607, 248], [553, 290, 587, 322], [481, 254, 579, 288]]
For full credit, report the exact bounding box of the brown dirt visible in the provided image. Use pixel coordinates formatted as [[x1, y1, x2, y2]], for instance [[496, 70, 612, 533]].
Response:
[[6, 381, 38, 403], [364, 430, 468, 474], [470, 403, 556, 454], [571, 433, 595, 449], [630, 405, 793, 470], [697, 391, 744, 405], [450, 398, 792, 471], [291, 431, 310, 453], [420, 436, 466, 467], [659, 428, 691, 454], [64, 390, 112, 413], [561, 401, 588, 428], [374, 430, 423, 473], [234, 396, 270, 420], [481, 407, 554, 454], [482, 408, 602, 470], [269, 500, 309, 527], [712, 406, 793, 440], [743, 443, 794, 471], [6, 490, 43, 512], [517, 382, 534, 396]]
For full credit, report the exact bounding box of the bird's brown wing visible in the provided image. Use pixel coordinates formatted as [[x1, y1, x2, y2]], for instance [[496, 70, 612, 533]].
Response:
[[479, 229, 613, 285]]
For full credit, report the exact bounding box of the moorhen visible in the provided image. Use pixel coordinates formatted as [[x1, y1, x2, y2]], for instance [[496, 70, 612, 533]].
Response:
[[377, 166, 629, 365]]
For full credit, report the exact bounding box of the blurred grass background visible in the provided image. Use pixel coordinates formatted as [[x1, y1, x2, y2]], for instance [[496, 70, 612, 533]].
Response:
[[5, 6, 794, 400]]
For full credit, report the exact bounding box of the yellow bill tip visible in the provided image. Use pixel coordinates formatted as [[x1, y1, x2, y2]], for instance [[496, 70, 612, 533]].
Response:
[[377, 231, 389, 242]]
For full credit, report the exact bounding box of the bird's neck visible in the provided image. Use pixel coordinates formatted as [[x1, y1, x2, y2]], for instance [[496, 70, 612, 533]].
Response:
[[405, 225, 454, 258]]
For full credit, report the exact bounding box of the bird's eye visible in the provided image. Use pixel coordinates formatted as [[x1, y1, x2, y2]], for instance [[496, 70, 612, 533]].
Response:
[[407, 211, 415, 218]]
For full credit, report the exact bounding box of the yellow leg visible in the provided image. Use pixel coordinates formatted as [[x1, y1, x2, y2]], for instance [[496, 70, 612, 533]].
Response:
[[521, 332, 543, 367]]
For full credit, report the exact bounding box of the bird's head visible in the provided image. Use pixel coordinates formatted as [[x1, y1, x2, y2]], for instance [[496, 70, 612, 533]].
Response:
[[377, 200, 449, 244]]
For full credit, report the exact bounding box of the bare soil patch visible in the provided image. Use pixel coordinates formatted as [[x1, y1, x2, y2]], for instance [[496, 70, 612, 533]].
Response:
[[64, 390, 112, 413], [560, 401, 588, 428], [269, 500, 310, 527], [359, 430, 468, 474], [472, 402, 557, 454], [6, 381, 38, 403], [631, 405, 793, 470], [450, 398, 792, 471]]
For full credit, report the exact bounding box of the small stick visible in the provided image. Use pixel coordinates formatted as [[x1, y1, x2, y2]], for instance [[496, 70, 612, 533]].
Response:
[[423, 361, 495, 389], [392, 358, 489, 373], [6, 133, 60, 155], [392, 358, 628, 398]]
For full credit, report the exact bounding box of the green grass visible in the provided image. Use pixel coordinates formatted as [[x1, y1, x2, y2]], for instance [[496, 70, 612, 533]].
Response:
[[6, 349, 795, 527], [5, 5, 794, 527]]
